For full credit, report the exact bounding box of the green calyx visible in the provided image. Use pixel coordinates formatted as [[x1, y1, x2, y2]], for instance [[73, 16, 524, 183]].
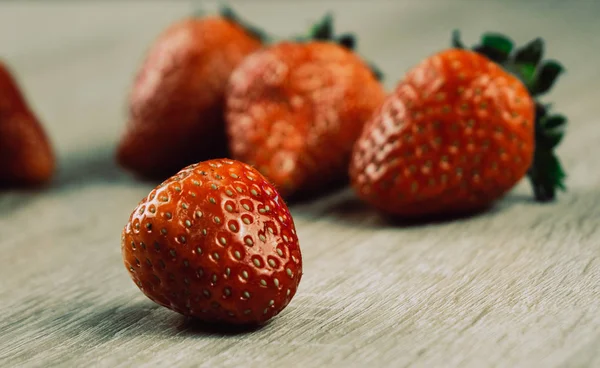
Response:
[[219, 5, 270, 43], [196, 6, 383, 81], [295, 13, 384, 81], [452, 30, 567, 202], [192, 4, 270, 42]]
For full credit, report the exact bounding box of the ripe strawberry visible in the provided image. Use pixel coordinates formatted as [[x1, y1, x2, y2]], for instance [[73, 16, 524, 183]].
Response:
[[121, 158, 302, 325], [350, 32, 567, 217], [225, 16, 386, 199], [0, 61, 55, 187], [117, 9, 265, 179]]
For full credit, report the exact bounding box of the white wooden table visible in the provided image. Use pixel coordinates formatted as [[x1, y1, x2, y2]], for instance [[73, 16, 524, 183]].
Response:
[[1, 1, 599, 367]]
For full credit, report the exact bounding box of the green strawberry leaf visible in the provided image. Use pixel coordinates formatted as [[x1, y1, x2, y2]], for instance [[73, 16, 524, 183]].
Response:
[[469, 33, 513, 63], [219, 5, 270, 42], [473, 45, 508, 63], [514, 38, 544, 66], [535, 101, 548, 117], [368, 62, 384, 81], [515, 62, 537, 87], [542, 114, 567, 131], [528, 150, 567, 201], [533, 60, 565, 96], [481, 33, 514, 55], [545, 131, 564, 148], [310, 13, 334, 40], [452, 29, 465, 49], [301, 13, 383, 81], [528, 107, 568, 200], [219, 4, 236, 20], [337, 33, 356, 50]]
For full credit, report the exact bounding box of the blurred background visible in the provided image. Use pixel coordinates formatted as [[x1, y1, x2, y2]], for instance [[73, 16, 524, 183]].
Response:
[[1, 0, 598, 188]]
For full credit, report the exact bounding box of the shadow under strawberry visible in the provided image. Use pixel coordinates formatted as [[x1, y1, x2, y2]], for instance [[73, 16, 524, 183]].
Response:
[[284, 176, 350, 206], [177, 316, 267, 336], [54, 143, 140, 188], [0, 180, 53, 191], [0, 182, 59, 215], [289, 188, 392, 228], [300, 188, 537, 229], [1, 143, 139, 194], [74, 299, 264, 341]]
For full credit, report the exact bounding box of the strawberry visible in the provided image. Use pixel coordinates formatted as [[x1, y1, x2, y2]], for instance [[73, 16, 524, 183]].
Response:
[[225, 15, 386, 199], [121, 158, 302, 325], [117, 8, 265, 179], [0, 61, 55, 187], [349, 32, 567, 217]]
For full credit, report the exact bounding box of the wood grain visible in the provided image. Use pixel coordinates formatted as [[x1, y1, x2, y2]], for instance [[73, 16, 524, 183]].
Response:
[[1, 1, 599, 367]]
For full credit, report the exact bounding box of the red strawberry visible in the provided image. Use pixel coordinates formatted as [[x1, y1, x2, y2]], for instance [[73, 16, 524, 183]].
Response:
[[121, 158, 302, 325], [350, 32, 567, 217], [225, 16, 386, 199], [0, 61, 55, 187], [117, 9, 264, 179]]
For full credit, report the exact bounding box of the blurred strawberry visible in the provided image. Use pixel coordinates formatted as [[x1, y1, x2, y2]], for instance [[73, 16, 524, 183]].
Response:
[[226, 15, 386, 199], [0, 61, 55, 187], [350, 32, 567, 217], [117, 7, 265, 179]]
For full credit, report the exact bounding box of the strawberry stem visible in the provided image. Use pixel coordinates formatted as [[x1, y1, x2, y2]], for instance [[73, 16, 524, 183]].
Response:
[[452, 31, 567, 202]]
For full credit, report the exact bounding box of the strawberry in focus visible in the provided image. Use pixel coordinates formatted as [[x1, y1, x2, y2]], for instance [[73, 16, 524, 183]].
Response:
[[0, 61, 55, 187], [117, 9, 264, 180], [350, 32, 567, 217], [121, 159, 302, 325], [225, 16, 386, 199]]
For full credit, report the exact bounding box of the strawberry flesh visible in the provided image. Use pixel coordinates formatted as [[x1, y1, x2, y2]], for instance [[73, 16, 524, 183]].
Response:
[[122, 159, 302, 325], [350, 49, 535, 217]]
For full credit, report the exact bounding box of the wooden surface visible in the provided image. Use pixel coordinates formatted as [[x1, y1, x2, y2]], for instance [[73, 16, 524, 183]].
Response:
[[1, 1, 600, 367]]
